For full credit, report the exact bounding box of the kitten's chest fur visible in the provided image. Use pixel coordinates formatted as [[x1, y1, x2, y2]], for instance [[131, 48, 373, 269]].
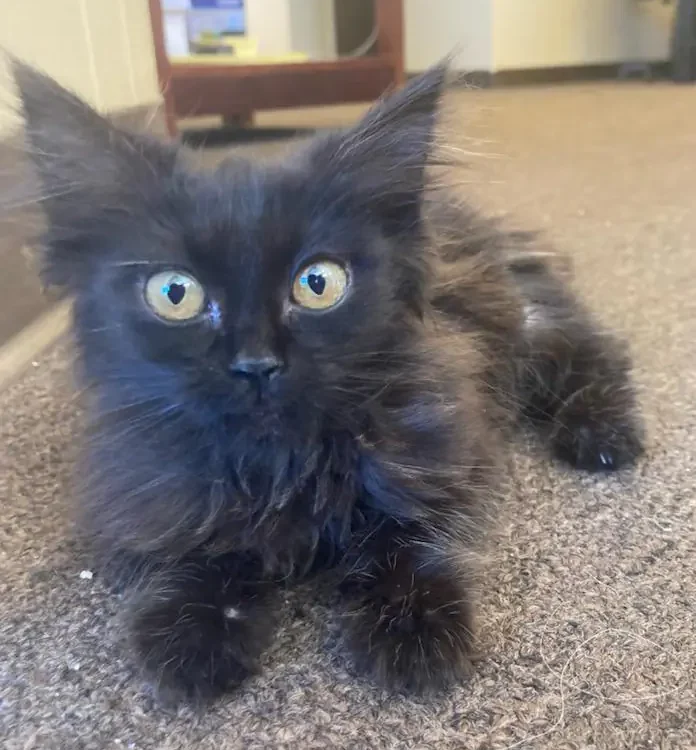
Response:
[[214, 427, 367, 570], [82, 402, 375, 575]]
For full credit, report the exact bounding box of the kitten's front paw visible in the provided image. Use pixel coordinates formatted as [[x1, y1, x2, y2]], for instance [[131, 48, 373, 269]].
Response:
[[551, 382, 643, 472], [130, 598, 266, 707], [343, 566, 475, 694]]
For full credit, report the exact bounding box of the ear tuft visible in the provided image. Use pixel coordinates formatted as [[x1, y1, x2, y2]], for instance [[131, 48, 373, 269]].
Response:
[[319, 62, 451, 225], [9, 59, 177, 287], [12, 58, 111, 141], [10, 60, 175, 217], [357, 61, 449, 145], [11, 58, 123, 193]]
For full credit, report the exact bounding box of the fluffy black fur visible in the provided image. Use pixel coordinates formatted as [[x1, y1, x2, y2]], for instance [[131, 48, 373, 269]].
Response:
[[12, 61, 643, 706]]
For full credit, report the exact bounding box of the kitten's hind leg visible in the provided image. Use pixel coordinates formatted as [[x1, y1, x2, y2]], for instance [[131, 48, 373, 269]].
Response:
[[125, 553, 278, 707], [515, 264, 644, 471]]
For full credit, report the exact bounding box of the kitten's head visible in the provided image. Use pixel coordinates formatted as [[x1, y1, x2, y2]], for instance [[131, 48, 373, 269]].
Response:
[[14, 62, 448, 437]]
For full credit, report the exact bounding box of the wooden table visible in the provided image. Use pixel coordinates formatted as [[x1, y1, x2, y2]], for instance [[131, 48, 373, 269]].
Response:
[[148, 0, 405, 137]]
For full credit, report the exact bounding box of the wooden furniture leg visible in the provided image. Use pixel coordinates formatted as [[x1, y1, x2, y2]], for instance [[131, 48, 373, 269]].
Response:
[[147, 0, 178, 137], [376, 0, 405, 86], [147, 0, 405, 135]]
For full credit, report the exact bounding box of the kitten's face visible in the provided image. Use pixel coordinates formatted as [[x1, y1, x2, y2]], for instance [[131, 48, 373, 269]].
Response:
[[78, 161, 417, 432], [14, 63, 446, 435]]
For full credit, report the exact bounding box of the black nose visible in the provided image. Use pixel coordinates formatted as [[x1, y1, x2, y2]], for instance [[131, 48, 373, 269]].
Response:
[[229, 354, 283, 381]]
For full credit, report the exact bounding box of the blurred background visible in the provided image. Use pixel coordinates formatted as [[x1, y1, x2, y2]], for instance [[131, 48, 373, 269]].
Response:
[[0, 0, 692, 372], [1, 7, 696, 747]]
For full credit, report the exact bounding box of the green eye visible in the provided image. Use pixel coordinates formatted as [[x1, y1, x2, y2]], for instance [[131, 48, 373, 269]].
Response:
[[292, 260, 349, 310], [144, 271, 205, 322]]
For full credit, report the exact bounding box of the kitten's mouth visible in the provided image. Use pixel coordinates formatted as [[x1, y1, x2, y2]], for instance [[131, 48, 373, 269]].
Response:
[[226, 373, 276, 408], [248, 382, 276, 410], [226, 384, 283, 422]]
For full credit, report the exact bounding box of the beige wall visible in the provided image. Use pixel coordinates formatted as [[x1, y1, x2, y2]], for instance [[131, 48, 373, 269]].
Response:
[[0, 0, 161, 136], [245, 0, 293, 56], [288, 0, 337, 61], [245, 0, 336, 59], [493, 0, 674, 70], [405, 0, 493, 72], [403, 0, 674, 73]]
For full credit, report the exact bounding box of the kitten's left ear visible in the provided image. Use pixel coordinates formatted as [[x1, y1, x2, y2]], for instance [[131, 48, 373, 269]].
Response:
[[318, 63, 449, 225], [12, 59, 175, 233], [11, 59, 178, 286]]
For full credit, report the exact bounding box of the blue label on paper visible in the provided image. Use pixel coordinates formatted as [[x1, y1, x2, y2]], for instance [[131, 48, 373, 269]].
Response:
[[191, 0, 244, 9]]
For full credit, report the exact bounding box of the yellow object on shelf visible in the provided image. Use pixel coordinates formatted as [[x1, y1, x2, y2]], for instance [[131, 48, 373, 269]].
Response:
[[171, 33, 308, 65], [220, 35, 257, 57], [170, 52, 309, 66], [190, 33, 257, 55]]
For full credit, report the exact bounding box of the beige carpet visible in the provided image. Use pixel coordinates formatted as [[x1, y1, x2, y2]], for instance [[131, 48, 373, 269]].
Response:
[[1, 83, 695, 749]]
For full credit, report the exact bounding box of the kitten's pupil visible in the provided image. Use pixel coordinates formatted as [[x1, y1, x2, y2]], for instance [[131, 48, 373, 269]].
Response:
[[166, 282, 186, 305], [308, 273, 326, 296]]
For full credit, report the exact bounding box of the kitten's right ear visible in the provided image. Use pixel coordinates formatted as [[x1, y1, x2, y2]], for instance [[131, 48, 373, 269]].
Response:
[[11, 60, 176, 283], [311, 63, 449, 229]]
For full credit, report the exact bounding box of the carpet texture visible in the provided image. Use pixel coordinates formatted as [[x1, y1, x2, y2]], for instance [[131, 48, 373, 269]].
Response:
[[1, 83, 695, 750]]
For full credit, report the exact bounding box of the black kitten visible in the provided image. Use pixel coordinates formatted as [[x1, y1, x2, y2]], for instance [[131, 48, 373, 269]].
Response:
[[13, 61, 642, 705]]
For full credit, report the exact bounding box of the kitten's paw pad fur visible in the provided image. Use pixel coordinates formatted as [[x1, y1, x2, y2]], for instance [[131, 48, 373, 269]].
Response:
[[551, 383, 643, 472], [344, 568, 475, 693], [130, 599, 266, 707]]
